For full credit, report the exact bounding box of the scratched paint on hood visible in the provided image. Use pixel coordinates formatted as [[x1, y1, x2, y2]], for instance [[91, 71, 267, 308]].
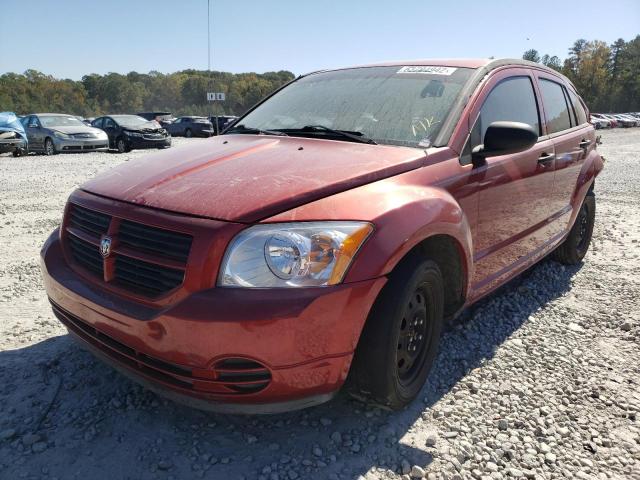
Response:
[[81, 135, 427, 223]]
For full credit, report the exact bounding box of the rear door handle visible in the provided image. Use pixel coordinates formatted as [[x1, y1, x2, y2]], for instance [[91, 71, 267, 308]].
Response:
[[538, 152, 555, 163], [579, 139, 591, 148]]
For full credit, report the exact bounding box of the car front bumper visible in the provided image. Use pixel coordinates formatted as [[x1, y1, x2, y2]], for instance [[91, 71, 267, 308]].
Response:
[[127, 136, 172, 149], [41, 228, 385, 413], [53, 137, 109, 152]]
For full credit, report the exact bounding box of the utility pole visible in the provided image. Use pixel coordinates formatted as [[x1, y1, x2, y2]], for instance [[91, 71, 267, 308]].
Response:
[[207, 0, 219, 134]]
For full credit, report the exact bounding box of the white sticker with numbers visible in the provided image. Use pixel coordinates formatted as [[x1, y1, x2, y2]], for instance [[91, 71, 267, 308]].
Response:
[[397, 66, 457, 75]]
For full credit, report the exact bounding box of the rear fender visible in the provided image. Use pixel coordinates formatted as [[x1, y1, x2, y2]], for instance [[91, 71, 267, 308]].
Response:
[[570, 148, 604, 223]]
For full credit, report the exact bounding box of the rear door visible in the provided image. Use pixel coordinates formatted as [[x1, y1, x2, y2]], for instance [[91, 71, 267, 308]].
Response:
[[535, 74, 593, 219], [463, 68, 557, 285]]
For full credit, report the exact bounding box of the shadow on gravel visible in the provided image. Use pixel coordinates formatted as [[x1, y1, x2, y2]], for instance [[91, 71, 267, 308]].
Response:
[[0, 258, 582, 480]]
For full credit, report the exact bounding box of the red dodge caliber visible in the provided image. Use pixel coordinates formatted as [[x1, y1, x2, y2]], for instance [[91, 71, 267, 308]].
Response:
[[41, 59, 603, 413]]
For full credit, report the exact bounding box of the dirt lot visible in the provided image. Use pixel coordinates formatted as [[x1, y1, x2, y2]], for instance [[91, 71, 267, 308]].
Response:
[[0, 131, 638, 480]]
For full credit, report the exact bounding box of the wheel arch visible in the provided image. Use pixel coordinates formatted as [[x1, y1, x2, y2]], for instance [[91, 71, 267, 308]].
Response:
[[391, 234, 468, 318]]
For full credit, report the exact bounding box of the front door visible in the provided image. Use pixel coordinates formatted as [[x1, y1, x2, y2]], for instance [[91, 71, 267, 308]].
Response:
[[26, 116, 44, 150], [464, 70, 556, 290]]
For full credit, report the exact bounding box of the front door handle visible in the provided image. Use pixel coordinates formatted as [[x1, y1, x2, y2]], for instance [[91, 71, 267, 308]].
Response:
[[538, 152, 555, 163], [579, 139, 591, 148]]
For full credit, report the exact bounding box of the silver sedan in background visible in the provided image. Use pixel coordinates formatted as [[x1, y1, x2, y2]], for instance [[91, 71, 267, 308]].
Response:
[[21, 113, 109, 155]]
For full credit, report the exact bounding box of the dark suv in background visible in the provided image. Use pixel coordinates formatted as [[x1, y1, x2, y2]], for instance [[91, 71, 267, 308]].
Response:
[[165, 116, 214, 137]]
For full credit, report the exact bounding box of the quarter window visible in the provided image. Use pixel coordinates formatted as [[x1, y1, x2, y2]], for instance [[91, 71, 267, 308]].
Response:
[[567, 89, 588, 125], [539, 79, 572, 134]]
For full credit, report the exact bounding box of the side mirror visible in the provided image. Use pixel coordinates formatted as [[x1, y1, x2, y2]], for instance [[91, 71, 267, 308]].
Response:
[[472, 121, 538, 163]]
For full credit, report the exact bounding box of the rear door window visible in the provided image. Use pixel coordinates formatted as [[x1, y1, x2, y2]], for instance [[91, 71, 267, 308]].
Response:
[[92, 117, 104, 129], [477, 76, 540, 142], [539, 79, 572, 134]]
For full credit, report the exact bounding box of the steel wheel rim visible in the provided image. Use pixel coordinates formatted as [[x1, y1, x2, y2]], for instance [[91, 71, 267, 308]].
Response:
[[117, 140, 125, 152], [185, 129, 192, 138], [45, 140, 53, 155], [576, 204, 590, 251], [396, 287, 432, 384]]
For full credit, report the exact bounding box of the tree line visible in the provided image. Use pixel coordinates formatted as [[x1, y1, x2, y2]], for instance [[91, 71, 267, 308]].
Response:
[[1, 35, 638, 117], [523, 34, 640, 113], [0, 69, 295, 117]]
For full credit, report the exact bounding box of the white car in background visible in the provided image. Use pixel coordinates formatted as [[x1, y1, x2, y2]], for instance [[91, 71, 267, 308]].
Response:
[[590, 115, 609, 129]]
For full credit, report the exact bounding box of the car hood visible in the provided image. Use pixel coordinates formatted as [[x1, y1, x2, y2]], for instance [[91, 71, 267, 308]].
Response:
[[81, 135, 427, 223], [51, 125, 105, 135], [124, 121, 162, 132]]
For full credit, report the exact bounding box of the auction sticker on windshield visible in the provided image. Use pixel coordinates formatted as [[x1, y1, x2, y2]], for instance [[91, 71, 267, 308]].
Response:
[[397, 66, 457, 75]]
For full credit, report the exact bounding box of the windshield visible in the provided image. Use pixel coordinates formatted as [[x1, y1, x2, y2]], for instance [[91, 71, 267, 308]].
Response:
[[39, 115, 85, 128], [112, 115, 152, 127], [232, 66, 474, 148]]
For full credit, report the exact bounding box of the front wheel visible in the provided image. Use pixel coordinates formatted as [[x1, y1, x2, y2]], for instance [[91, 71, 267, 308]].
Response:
[[44, 138, 56, 156], [553, 192, 595, 265], [347, 257, 444, 409], [115, 137, 129, 153]]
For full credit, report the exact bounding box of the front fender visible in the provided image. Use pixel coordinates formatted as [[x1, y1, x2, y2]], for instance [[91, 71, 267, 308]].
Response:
[[265, 177, 474, 290]]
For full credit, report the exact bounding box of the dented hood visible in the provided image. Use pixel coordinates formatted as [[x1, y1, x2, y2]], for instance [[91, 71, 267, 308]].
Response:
[[81, 135, 426, 223]]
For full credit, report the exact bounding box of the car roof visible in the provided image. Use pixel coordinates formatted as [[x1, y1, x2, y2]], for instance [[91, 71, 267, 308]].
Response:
[[33, 113, 73, 116]]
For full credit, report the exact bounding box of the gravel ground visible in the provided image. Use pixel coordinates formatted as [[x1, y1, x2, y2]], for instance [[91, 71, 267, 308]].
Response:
[[0, 130, 638, 480]]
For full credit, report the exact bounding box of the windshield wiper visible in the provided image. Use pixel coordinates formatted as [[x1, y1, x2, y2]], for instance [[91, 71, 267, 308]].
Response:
[[225, 124, 288, 137], [289, 125, 377, 145]]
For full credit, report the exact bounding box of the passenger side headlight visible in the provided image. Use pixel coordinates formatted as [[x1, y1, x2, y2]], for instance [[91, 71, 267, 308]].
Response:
[[53, 131, 70, 139], [218, 222, 373, 288]]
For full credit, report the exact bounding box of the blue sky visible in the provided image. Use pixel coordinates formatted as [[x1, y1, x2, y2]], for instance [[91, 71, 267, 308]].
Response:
[[1, 0, 638, 79]]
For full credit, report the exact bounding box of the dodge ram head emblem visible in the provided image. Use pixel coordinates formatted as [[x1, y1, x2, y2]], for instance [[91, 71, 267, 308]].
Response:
[[100, 236, 112, 258]]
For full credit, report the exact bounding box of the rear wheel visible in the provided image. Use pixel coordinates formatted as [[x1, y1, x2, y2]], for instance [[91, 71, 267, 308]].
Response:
[[553, 192, 595, 265], [185, 128, 193, 138], [44, 138, 56, 156], [347, 257, 444, 409]]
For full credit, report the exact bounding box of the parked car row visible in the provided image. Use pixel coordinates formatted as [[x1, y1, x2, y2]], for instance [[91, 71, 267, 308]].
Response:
[[2, 110, 239, 156], [590, 112, 640, 129]]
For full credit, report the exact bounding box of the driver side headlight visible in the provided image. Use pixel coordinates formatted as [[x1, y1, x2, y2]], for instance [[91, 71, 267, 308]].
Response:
[[218, 222, 373, 288]]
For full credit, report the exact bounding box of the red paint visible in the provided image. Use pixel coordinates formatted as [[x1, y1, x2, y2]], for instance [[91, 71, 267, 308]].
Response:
[[41, 60, 603, 412]]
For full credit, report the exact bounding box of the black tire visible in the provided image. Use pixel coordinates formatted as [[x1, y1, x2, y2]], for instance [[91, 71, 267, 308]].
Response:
[[44, 138, 56, 156], [347, 257, 444, 409], [116, 137, 129, 153], [185, 128, 193, 138], [553, 192, 595, 265]]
